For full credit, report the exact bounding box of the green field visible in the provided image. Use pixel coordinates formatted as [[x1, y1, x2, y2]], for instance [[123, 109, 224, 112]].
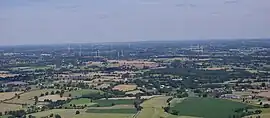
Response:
[[69, 98, 90, 104], [90, 99, 134, 107], [63, 98, 96, 108], [64, 89, 103, 98], [170, 97, 252, 118], [86, 108, 137, 114]]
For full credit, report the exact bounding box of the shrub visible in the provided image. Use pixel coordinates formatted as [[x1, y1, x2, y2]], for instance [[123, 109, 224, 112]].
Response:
[[75, 111, 80, 115]]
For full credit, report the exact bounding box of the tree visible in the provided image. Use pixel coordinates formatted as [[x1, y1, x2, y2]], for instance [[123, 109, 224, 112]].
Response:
[[49, 113, 54, 117], [75, 111, 80, 115], [34, 96, 38, 105], [60, 90, 64, 98], [68, 94, 71, 97], [111, 103, 115, 106], [171, 110, 179, 115], [17, 95, 20, 99], [263, 104, 270, 108], [261, 83, 266, 87], [255, 110, 262, 114], [45, 92, 49, 96], [51, 91, 55, 95], [202, 93, 207, 97], [40, 93, 44, 97], [55, 114, 61, 118]]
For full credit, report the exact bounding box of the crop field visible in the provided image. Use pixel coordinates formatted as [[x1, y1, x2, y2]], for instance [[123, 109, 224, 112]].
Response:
[[169, 97, 251, 118], [64, 89, 103, 98], [90, 99, 134, 107], [28, 109, 134, 118], [112, 84, 137, 92]]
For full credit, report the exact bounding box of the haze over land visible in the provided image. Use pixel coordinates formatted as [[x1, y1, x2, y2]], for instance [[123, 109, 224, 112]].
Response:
[[0, 0, 269, 45]]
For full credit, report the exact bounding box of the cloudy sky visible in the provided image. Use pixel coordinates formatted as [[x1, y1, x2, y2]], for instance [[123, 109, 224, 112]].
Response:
[[0, 0, 269, 45]]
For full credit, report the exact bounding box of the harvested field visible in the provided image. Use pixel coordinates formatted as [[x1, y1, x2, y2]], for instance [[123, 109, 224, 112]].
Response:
[[38, 95, 70, 102], [0, 92, 22, 101], [112, 84, 137, 92], [28, 109, 134, 118], [125, 90, 144, 95], [257, 91, 270, 98], [6, 89, 59, 105], [204, 67, 225, 70]]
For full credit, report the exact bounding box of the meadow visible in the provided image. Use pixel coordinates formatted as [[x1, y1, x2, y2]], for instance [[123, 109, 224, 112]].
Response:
[[64, 89, 103, 98], [169, 97, 252, 118], [90, 99, 134, 107]]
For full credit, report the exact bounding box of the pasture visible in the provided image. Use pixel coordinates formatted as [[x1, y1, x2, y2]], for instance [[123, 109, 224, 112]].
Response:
[[136, 96, 186, 118], [112, 84, 137, 92], [86, 108, 137, 114], [0, 103, 22, 113], [169, 97, 251, 118], [63, 98, 96, 108], [64, 89, 103, 98], [90, 99, 134, 107]]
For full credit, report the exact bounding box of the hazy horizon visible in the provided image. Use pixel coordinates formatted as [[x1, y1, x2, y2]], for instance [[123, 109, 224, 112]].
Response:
[[0, 0, 269, 46]]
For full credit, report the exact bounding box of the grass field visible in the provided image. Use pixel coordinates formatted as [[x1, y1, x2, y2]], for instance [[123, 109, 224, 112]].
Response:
[[0, 103, 22, 113], [243, 108, 270, 118], [86, 108, 137, 114], [90, 99, 134, 107], [28, 109, 134, 118], [136, 96, 184, 118], [170, 97, 251, 118], [64, 89, 103, 98], [63, 98, 96, 108]]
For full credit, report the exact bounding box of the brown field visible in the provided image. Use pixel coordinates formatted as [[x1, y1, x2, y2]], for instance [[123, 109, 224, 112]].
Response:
[[125, 90, 144, 95], [0, 103, 22, 112], [108, 60, 158, 69], [38, 95, 70, 102], [0, 73, 18, 78], [28, 109, 134, 118], [112, 85, 137, 92], [7, 89, 59, 105], [257, 91, 270, 98], [0, 92, 22, 101], [204, 67, 225, 70]]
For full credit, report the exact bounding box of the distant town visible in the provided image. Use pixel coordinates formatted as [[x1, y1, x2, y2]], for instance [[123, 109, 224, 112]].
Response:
[[1, 39, 270, 118]]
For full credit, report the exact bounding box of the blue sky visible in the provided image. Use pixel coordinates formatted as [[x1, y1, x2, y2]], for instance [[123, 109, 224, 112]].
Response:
[[0, 0, 269, 45]]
